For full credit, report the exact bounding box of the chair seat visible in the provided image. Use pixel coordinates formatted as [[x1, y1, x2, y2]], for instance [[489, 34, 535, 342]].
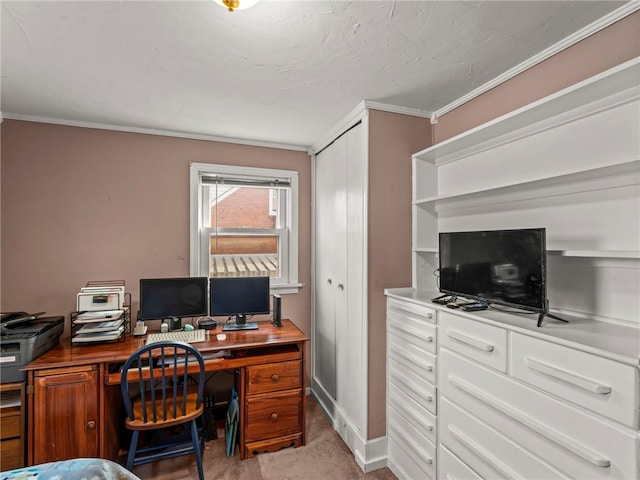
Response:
[[126, 387, 204, 430]]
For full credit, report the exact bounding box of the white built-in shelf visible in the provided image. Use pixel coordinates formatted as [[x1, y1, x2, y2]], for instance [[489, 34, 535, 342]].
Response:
[[414, 156, 639, 206], [412, 58, 640, 166]]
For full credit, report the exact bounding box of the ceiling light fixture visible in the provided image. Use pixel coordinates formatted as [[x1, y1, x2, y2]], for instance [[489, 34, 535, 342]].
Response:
[[214, 0, 260, 12]]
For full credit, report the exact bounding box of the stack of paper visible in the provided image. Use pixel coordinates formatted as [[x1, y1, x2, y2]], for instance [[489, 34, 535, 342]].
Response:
[[73, 310, 125, 344]]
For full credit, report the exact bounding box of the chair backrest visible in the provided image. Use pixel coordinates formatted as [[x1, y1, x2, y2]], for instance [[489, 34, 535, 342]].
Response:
[[120, 341, 206, 424]]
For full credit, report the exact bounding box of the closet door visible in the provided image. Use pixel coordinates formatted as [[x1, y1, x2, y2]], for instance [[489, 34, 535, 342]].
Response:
[[314, 137, 341, 399], [338, 123, 366, 434]]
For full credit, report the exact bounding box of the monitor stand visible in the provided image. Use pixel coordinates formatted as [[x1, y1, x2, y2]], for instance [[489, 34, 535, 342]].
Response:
[[222, 314, 259, 331]]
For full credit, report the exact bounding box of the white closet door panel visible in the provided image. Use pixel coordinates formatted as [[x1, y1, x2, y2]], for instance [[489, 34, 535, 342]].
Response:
[[440, 397, 568, 480], [332, 134, 350, 412], [510, 332, 640, 428], [344, 123, 367, 433], [315, 141, 339, 398], [440, 349, 639, 480]]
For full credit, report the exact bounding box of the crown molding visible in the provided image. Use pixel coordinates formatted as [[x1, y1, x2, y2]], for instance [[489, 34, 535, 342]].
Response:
[[309, 100, 433, 154], [435, 2, 640, 119], [1, 113, 311, 152]]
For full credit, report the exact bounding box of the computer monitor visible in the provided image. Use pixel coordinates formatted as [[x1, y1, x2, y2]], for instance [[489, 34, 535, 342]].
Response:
[[209, 276, 270, 331], [139, 277, 208, 329]]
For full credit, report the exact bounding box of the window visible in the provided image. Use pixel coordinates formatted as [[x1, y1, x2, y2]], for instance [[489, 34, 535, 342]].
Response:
[[190, 163, 300, 293]]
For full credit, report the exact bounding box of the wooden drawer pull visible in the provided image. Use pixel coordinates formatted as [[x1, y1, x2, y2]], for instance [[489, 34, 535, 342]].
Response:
[[525, 356, 612, 395], [447, 329, 495, 352], [448, 425, 521, 479], [271, 413, 278, 422], [449, 375, 611, 468], [87, 420, 96, 429], [271, 374, 279, 382]]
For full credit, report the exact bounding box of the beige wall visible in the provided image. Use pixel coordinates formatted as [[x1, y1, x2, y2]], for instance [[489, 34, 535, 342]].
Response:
[[0, 121, 312, 358], [435, 11, 640, 143], [367, 110, 431, 439]]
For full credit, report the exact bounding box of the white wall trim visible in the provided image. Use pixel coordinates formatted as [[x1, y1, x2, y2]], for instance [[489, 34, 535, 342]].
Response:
[[310, 101, 368, 155], [434, 2, 640, 119], [1, 112, 310, 152], [363, 100, 433, 119]]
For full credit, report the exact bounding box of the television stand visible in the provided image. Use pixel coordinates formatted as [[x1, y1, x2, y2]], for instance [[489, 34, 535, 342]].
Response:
[[537, 312, 569, 328], [223, 322, 259, 331]]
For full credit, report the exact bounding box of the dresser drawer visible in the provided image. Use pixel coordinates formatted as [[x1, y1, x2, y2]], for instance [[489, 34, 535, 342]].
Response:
[[440, 349, 639, 480], [245, 389, 302, 442], [388, 340, 436, 386], [0, 414, 21, 439], [389, 361, 437, 416], [388, 298, 436, 324], [388, 427, 436, 480], [510, 332, 640, 428], [439, 445, 483, 480], [388, 302, 437, 355], [440, 397, 566, 480], [440, 311, 507, 373], [388, 397, 436, 446], [246, 360, 301, 395]]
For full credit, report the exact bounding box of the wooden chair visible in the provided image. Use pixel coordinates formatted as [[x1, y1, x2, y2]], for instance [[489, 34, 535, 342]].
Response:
[[120, 341, 206, 480]]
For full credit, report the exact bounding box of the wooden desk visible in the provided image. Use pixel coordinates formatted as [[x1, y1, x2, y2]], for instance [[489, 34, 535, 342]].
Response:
[[23, 319, 308, 465]]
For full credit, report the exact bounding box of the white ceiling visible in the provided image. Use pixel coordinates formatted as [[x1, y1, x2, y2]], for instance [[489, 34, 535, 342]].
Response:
[[0, 1, 630, 150]]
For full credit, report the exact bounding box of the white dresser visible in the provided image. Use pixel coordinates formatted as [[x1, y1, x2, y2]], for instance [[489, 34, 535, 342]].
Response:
[[385, 288, 640, 480], [386, 297, 438, 480]]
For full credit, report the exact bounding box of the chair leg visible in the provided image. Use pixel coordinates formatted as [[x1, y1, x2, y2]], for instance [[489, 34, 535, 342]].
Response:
[[127, 430, 139, 470], [191, 420, 204, 480]]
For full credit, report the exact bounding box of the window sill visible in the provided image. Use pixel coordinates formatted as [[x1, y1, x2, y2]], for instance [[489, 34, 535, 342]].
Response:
[[271, 283, 304, 295]]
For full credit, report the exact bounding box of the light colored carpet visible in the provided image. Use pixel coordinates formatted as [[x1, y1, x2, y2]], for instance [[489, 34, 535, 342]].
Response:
[[132, 395, 398, 480]]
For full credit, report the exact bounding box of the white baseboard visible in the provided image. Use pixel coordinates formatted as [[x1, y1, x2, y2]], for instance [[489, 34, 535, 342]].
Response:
[[310, 381, 389, 473]]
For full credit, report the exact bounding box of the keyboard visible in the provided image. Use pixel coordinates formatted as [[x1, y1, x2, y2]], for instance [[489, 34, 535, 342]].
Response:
[[145, 329, 206, 345]]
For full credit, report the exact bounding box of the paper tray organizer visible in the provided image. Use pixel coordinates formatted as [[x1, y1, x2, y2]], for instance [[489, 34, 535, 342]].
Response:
[[71, 281, 131, 345]]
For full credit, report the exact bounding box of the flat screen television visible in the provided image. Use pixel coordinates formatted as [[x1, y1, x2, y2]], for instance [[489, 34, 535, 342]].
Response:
[[139, 277, 208, 328], [209, 276, 270, 331], [439, 228, 547, 314]]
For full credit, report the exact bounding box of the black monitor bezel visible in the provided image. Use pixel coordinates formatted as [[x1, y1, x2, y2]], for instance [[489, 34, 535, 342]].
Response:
[[138, 276, 209, 321]]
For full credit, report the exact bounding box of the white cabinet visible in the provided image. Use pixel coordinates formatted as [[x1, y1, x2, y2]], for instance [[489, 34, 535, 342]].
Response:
[[386, 297, 438, 480], [314, 121, 367, 441], [411, 59, 640, 325], [386, 291, 640, 480]]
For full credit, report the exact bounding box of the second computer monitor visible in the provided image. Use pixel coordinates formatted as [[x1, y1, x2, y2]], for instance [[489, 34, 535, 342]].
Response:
[[209, 276, 270, 330]]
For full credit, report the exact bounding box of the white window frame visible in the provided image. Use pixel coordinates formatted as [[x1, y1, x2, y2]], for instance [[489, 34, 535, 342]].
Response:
[[190, 162, 301, 294]]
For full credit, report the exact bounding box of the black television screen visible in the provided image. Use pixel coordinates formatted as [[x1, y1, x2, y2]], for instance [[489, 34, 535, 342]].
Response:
[[439, 228, 547, 312], [139, 277, 208, 321], [209, 276, 270, 320]]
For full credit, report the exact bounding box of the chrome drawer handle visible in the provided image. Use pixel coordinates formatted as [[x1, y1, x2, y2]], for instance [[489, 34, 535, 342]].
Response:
[[447, 329, 494, 352], [449, 375, 611, 468], [525, 356, 612, 395], [448, 425, 521, 479]]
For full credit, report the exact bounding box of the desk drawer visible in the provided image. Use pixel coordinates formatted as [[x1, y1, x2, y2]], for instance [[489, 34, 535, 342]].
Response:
[[245, 389, 302, 442], [440, 312, 507, 373], [510, 332, 640, 428], [246, 360, 301, 395], [0, 438, 22, 470], [0, 414, 21, 439]]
